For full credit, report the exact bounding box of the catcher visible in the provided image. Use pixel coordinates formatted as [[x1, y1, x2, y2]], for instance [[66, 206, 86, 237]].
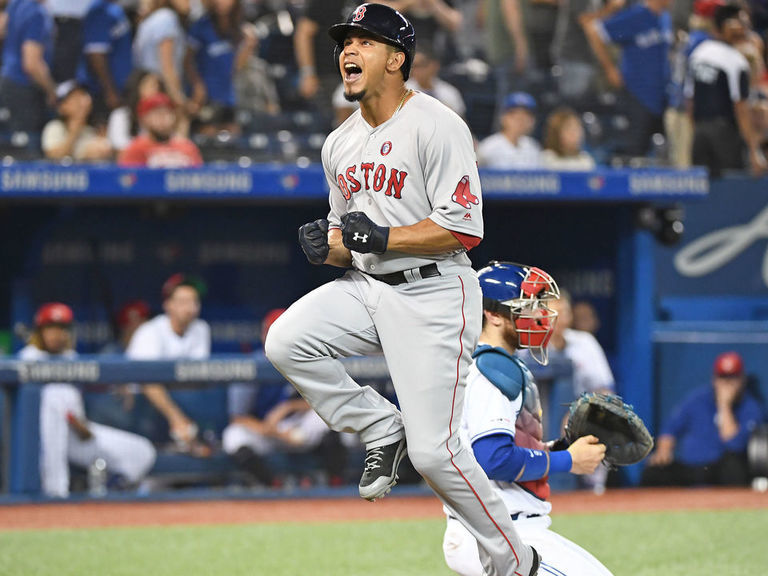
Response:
[[443, 262, 652, 576]]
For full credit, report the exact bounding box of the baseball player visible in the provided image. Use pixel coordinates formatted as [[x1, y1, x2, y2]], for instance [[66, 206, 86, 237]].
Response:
[[20, 303, 156, 498], [443, 262, 612, 576], [125, 274, 210, 451], [265, 5, 540, 575]]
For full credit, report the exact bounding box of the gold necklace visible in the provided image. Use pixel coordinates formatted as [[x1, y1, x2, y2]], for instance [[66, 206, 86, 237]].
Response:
[[395, 88, 412, 114]]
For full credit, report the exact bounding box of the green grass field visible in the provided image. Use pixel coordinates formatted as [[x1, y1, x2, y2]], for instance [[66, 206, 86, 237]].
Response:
[[1, 509, 765, 575]]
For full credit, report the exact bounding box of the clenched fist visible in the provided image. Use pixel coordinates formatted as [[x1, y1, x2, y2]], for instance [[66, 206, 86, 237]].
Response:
[[298, 218, 330, 265], [340, 212, 389, 254]]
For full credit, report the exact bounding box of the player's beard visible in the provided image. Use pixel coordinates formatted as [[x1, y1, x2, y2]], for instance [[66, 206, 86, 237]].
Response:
[[344, 88, 366, 102], [504, 318, 521, 352]]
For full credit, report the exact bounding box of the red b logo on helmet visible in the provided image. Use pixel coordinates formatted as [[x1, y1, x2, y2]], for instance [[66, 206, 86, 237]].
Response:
[[353, 6, 366, 21]]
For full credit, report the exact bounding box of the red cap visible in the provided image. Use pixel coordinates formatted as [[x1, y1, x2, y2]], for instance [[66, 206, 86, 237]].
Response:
[[713, 352, 744, 377], [261, 308, 286, 342], [35, 302, 74, 327], [694, 0, 724, 18], [137, 93, 174, 119], [117, 300, 151, 329]]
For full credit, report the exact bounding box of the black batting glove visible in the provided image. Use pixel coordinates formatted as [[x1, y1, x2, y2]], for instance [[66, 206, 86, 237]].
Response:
[[298, 218, 330, 265], [341, 212, 389, 254]]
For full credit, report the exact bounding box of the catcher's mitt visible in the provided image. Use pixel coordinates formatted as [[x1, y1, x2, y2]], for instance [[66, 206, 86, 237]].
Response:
[[565, 392, 654, 467]]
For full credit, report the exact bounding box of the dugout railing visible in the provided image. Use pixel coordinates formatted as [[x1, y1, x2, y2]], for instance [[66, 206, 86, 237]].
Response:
[[0, 354, 574, 497]]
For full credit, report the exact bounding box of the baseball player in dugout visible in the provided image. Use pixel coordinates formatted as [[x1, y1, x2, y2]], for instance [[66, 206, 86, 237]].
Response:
[[19, 303, 156, 498], [125, 274, 210, 455], [265, 4, 541, 575], [442, 262, 613, 576]]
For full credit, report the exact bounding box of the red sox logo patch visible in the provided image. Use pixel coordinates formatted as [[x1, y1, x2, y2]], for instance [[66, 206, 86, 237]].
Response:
[[452, 175, 479, 209], [353, 6, 366, 21], [381, 141, 392, 156]]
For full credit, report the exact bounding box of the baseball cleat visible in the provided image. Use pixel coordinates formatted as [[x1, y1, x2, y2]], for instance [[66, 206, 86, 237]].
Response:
[[358, 437, 407, 501]]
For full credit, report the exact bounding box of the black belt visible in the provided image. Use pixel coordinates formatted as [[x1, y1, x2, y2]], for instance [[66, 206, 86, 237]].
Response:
[[368, 263, 441, 285]]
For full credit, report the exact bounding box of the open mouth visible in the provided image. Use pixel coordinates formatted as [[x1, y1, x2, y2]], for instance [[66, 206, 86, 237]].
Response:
[[344, 63, 363, 83]]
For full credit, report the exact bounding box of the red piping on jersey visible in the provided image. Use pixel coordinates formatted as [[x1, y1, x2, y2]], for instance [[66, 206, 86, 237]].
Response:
[[450, 230, 482, 251], [446, 276, 523, 574]]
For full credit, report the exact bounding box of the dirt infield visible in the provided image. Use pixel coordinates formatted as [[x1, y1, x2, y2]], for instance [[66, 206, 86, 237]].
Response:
[[1, 487, 766, 531]]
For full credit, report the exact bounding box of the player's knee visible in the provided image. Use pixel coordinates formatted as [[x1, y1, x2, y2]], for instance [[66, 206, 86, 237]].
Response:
[[263, 316, 293, 368], [406, 447, 446, 480]]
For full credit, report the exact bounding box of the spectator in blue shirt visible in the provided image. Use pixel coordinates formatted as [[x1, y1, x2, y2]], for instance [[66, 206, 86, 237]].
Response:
[[186, 0, 259, 135], [642, 352, 766, 487], [0, 0, 56, 132], [582, 0, 673, 157], [77, 0, 134, 126]]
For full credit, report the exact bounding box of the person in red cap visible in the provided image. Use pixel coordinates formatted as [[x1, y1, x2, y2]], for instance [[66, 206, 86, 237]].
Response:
[[19, 303, 156, 498], [642, 351, 766, 487], [117, 93, 203, 168], [125, 274, 210, 453]]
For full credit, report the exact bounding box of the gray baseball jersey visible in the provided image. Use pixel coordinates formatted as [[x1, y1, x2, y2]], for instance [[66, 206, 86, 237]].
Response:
[[323, 91, 483, 274]]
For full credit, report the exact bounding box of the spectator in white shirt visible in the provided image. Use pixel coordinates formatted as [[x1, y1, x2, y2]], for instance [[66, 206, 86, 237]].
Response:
[[406, 47, 466, 117], [42, 81, 114, 162], [477, 92, 541, 169], [126, 273, 210, 452]]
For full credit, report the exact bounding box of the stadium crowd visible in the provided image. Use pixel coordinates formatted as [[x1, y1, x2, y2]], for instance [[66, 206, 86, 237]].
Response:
[[0, 0, 767, 174]]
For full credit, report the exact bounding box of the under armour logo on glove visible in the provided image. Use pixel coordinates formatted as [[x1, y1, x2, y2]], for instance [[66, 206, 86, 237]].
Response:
[[341, 212, 389, 254]]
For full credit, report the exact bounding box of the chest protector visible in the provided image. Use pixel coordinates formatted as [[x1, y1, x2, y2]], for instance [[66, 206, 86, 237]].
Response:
[[474, 345, 550, 501]]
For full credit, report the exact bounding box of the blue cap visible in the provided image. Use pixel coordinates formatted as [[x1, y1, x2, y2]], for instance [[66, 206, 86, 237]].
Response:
[[503, 92, 536, 111]]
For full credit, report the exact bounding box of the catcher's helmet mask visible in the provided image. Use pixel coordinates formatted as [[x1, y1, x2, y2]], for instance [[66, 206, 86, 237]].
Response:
[[329, 3, 416, 81], [478, 261, 560, 365]]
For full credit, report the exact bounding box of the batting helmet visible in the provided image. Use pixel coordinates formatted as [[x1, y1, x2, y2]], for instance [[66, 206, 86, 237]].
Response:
[[34, 302, 74, 327], [477, 261, 560, 365], [329, 3, 416, 81]]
